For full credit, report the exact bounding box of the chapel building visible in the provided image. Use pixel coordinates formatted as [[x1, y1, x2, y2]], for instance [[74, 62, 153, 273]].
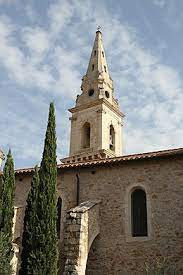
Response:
[[2, 29, 183, 274]]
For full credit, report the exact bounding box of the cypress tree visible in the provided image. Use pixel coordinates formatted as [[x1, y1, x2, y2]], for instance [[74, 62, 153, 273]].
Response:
[[0, 231, 12, 274], [38, 102, 58, 274], [0, 150, 15, 274], [20, 102, 58, 274], [20, 166, 40, 274]]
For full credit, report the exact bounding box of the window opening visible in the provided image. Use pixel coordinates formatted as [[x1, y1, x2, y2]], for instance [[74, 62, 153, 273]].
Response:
[[131, 189, 148, 237], [92, 64, 94, 71], [102, 51, 104, 57], [105, 91, 110, 98], [82, 122, 91, 148], [94, 50, 96, 56], [104, 65, 107, 72], [88, 89, 94, 96]]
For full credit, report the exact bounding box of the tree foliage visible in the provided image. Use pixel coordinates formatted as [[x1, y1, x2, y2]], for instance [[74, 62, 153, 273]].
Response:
[[20, 102, 58, 274], [20, 166, 40, 273], [0, 232, 12, 274], [0, 150, 15, 274]]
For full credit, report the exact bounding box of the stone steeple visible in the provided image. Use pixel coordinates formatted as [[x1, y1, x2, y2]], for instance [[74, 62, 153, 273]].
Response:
[[61, 29, 124, 164], [85, 28, 112, 88], [77, 28, 115, 107]]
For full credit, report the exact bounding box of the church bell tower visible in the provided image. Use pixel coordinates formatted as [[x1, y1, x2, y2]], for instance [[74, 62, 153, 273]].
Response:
[[62, 29, 124, 163]]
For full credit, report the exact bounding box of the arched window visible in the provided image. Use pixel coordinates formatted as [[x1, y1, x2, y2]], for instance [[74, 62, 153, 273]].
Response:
[[131, 189, 147, 237], [109, 125, 115, 151], [56, 197, 62, 239], [82, 122, 91, 148]]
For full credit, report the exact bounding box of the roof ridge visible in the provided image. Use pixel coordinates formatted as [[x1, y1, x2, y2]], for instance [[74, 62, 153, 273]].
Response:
[[13, 147, 183, 175]]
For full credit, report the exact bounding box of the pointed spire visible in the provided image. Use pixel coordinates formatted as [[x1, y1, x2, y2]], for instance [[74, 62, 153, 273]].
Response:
[[78, 29, 117, 108], [86, 27, 111, 81]]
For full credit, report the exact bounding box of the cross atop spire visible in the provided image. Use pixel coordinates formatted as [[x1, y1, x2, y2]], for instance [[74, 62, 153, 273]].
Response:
[[97, 25, 101, 32]]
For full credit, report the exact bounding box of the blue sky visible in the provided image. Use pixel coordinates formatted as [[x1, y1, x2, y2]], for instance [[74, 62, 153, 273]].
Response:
[[0, 0, 183, 168]]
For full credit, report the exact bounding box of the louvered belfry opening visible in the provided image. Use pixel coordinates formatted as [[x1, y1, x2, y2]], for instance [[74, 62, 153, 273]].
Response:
[[56, 197, 62, 239], [131, 189, 148, 237]]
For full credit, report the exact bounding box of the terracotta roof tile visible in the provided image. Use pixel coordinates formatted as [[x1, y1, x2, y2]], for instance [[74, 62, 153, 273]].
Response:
[[14, 147, 183, 175]]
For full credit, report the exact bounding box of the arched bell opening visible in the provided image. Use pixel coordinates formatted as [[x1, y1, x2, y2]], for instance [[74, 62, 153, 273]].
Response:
[[109, 125, 115, 151]]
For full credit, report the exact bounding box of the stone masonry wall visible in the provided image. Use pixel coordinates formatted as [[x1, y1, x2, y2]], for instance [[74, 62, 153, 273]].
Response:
[[14, 155, 183, 274], [63, 201, 100, 275], [61, 156, 183, 274]]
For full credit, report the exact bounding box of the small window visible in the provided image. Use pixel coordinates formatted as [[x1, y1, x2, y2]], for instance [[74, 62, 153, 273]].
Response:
[[56, 197, 62, 239], [92, 64, 94, 71], [102, 51, 104, 57], [105, 91, 110, 98], [88, 89, 94, 96], [104, 65, 107, 72], [131, 189, 148, 237], [94, 50, 96, 56]]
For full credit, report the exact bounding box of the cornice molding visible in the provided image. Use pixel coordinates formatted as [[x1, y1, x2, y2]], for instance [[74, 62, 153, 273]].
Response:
[[69, 98, 125, 118]]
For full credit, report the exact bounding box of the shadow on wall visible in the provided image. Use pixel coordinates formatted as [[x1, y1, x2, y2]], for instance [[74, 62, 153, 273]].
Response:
[[86, 234, 100, 274]]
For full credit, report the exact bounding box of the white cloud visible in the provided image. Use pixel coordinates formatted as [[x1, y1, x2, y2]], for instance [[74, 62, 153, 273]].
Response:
[[157, 0, 183, 31], [24, 5, 37, 23], [0, 0, 17, 5], [0, 0, 183, 168], [0, 16, 54, 90], [22, 27, 50, 56], [48, 0, 75, 35], [153, 0, 166, 8], [51, 46, 83, 98]]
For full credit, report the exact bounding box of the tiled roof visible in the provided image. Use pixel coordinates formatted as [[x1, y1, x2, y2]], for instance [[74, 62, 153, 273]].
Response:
[[14, 147, 183, 175]]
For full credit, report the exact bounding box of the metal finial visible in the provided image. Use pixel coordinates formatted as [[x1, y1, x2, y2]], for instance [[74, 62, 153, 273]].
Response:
[[97, 26, 101, 32]]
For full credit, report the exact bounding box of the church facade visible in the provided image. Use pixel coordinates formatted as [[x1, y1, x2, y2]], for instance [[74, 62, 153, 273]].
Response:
[[3, 30, 183, 274]]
